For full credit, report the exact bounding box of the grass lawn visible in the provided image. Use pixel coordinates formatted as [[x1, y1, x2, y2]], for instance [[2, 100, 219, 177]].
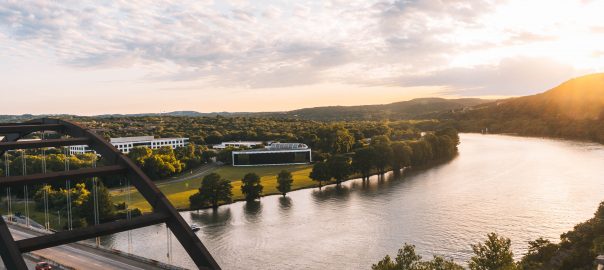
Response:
[[110, 164, 315, 212]]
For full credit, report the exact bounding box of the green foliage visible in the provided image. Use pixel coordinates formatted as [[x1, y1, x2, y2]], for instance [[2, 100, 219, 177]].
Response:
[[309, 161, 331, 187], [468, 233, 516, 270], [189, 173, 233, 209], [316, 125, 355, 153], [372, 243, 463, 270], [371, 135, 393, 174], [241, 172, 263, 201], [391, 142, 412, 170], [353, 146, 375, 179], [127, 146, 186, 180], [276, 170, 293, 196], [520, 201, 604, 269], [127, 147, 152, 167], [33, 183, 90, 212], [78, 181, 116, 224], [518, 238, 558, 270], [326, 155, 352, 183]]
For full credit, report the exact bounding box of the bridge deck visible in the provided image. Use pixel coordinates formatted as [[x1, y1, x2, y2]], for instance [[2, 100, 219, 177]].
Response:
[[5, 224, 178, 270]]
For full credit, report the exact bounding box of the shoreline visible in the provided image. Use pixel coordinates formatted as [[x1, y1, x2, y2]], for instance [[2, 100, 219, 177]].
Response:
[[181, 154, 459, 212]]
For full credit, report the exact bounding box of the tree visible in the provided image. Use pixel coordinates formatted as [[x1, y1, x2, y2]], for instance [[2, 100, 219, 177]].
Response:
[[276, 170, 293, 196], [241, 173, 263, 201], [519, 238, 558, 270], [327, 155, 352, 184], [316, 125, 355, 153], [78, 181, 115, 224], [391, 141, 412, 170], [309, 162, 331, 187], [371, 136, 393, 174], [468, 233, 516, 270], [127, 147, 152, 167], [143, 151, 184, 179], [353, 147, 375, 179], [373, 243, 463, 270], [190, 173, 232, 209]]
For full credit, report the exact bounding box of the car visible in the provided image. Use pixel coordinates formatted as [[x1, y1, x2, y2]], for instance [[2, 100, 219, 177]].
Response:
[[35, 262, 52, 270], [190, 224, 201, 232]]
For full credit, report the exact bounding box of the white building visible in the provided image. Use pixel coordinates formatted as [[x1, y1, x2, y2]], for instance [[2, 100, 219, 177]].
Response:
[[70, 136, 189, 155], [232, 142, 312, 166], [212, 141, 264, 150]]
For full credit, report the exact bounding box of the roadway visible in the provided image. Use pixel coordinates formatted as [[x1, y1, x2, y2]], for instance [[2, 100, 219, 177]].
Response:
[[5, 224, 170, 270], [155, 162, 222, 187]]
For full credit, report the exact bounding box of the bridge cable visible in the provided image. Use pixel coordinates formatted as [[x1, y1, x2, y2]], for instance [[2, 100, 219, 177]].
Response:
[[92, 154, 100, 247], [126, 177, 132, 253], [166, 225, 173, 264], [22, 150, 30, 227], [4, 151, 11, 222], [42, 131, 50, 230], [64, 146, 72, 230]]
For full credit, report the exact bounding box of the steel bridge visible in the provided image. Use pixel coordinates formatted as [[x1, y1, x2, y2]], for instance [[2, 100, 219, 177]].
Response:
[[0, 118, 220, 270]]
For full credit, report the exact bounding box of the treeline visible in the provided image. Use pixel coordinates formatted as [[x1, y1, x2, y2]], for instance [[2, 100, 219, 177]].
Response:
[[439, 74, 604, 144], [126, 144, 213, 180], [373, 233, 514, 270], [31, 182, 140, 228], [62, 116, 447, 150], [445, 111, 604, 144], [189, 170, 294, 209], [309, 128, 460, 186], [0, 144, 212, 185]]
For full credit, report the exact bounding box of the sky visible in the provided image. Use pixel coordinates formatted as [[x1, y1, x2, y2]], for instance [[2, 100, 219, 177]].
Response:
[[1, 0, 603, 115]]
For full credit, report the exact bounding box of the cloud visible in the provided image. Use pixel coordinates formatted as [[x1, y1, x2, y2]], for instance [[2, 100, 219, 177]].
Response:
[[0, 0, 602, 98], [400, 57, 577, 95]]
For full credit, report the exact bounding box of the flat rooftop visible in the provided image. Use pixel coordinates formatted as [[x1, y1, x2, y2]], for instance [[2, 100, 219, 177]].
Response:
[[110, 136, 186, 143]]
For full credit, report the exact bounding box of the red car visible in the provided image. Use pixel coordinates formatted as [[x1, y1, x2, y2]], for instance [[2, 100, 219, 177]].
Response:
[[35, 262, 52, 270]]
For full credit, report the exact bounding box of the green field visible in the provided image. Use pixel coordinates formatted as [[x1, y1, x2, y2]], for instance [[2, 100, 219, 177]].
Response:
[[110, 164, 316, 212]]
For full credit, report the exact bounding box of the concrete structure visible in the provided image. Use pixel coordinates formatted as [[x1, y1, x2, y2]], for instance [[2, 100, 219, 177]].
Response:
[[212, 141, 264, 150], [232, 142, 312, 166], [70, 136, 189, 154]]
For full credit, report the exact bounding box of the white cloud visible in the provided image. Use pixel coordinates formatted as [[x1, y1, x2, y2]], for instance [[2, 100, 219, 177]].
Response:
[[0, 0, 603, 114]]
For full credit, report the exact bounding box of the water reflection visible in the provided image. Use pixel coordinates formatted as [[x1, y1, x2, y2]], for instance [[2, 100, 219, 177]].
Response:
[[311, 183, 351, 202], [277, 196, 292, 210], [243, 201, 262, 222], [190, 208, 231, 226]]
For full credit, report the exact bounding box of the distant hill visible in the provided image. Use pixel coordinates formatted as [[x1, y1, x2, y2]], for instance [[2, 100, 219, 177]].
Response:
[[0, 98, 491, 122], [446, 73, 604, 143], [257, 98, 490, 121]]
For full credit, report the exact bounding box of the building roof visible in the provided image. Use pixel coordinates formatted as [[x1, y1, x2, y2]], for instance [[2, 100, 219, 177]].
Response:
[[110, 136, 187, 143], [110, 136, 155, 143], [218, 141, 264, 145], [267, 143, 308, 150], [233, 143, 310, 153]]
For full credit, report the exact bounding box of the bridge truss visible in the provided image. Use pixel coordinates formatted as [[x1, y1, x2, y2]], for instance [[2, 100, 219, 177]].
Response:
[[0, 118, 220, 270]]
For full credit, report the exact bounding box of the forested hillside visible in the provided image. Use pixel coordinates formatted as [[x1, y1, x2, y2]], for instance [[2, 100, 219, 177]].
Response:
[[444, 73, 604, 143], [265, 98, 489, 121], [0, 98, 488, 123]]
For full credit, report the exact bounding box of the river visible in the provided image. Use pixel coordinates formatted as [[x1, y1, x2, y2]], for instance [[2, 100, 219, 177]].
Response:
[[100, 134, 604, 269]]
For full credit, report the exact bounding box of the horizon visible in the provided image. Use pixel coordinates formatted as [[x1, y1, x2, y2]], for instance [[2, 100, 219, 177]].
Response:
[[1, 1, 603, 115]]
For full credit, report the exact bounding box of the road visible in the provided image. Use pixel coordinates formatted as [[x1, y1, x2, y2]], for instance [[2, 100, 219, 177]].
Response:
[[154, 162, 222, 187], [5, 224, 169, 270]]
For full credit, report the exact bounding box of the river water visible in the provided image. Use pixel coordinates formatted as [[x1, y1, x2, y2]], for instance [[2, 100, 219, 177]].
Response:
[[100, 134, 604, 269]]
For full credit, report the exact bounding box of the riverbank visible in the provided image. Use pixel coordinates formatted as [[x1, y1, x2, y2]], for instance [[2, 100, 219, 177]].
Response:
[[111, 152, 459, 212], [110, 164, 317, 212]]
